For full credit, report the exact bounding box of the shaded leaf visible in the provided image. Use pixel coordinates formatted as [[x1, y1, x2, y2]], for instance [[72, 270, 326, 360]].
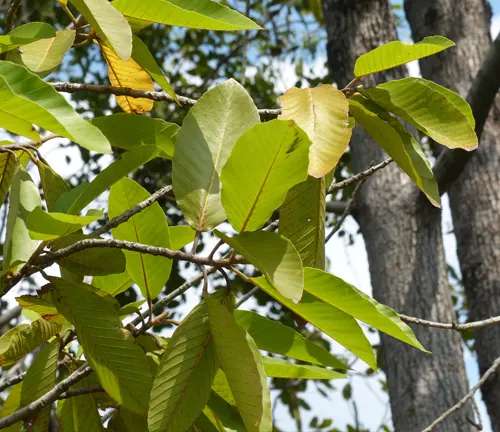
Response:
[[278, 85, 351, 177], [354, 36, 455, 77], [207, 393, 245, 432], [173, 79, 260, 231], [108, 408, 147, 432], [91, 113, 179, 158], [262, 357, 346, 380], [0, 382, 23, 432], [303, 267, 427, 352], [37, 163, 70, 211], [0, 319, 61, 367], [16, 294, 68, 325], [0, 143, 21, 205], [54, 145, 159, 214], [70, 0, 132, 61], [349, 95, 440, 206], [51, 277, 152, 414], [92, 271, 133, 296], [235, 310, 347, 369], [99, 40, 154, 113], [206, 295, 272, 432], [279, 175, 328, 269], [132, 35, 178, 103], [0, 61, 111, 153], [215, 230, 303, 302], [0, 22, 56, 54], [3, 165, 41, 271], [253, 276, 376, 369], [112, 0, 262, 31], [109, 177, 171, 300], [221, 119, 311, 232], [148, 299, 219, 432], [27, 207, 103, 240], [359, 77, 477, 150]]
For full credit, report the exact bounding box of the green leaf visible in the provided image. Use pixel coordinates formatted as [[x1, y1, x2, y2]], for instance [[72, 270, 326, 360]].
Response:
[[207, 393, 245, 432], [262, 357, 346, 380], [206, 295, 272, 432], [108, 408, 147, 432], [54, 145, 159, 214], [253, 276, 376, 369], [303, 267, 427, 352], [0, 61, 111, 152], [191, 410, 226, 432], [58, 377, 105, 432], [20, 339, 59, 429], [91, 113, 179, 158], [16, 294, 68, 325], [215, 230, 303, 302], [354, 36, 455, 77], [51, 277, 152, 413], [92, 271, 133, 296], [112, 0, 262, 31], [169, 226, 196, 250], [0, 319, 61, 367], [148, 299, 219, 432], [278, 85, 352, 177], [18, 30, 75, 76], [119, 299, 146, 318], [173, 79, 260, 231], [109, 177, 172, 300], [0, 382, 23, 432], [349, 95, 440, 206], [27, 207, 103, 240], [37, 163, 70, 211], [132, 35, 179, 104], [221, 119, 311, 232], [3, 165, 41, 271], [279, 175, 328, 269], [358, 77, 478, 150], [0, 22, 56, 54], [49, 233, 126, 277], [0, 144, 20, 205], [234, 310, 347, 369], [70, 0, 132, 61], [211, 370, 235, 406]]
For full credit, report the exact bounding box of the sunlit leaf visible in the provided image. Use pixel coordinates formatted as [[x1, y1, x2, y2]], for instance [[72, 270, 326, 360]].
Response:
[[354, 36, 455, 77], [262, 357, 346, 380], [92, 271, 133, 296], [0, 22, 56, 54], [349, 94, 440, 206], [206, 294, 272, 432], [0, 319, 61, 367], [221, 119, 311, 232], [169, 226, 196, 250], [99, 40, 154, 114], [37, 163, 70, 211], [148, 298, 219, 432], [173, 79, 260, 231], [215, 230, 303, 302], [70, 0, 132, 61], [51, 277, 152, 414], [278, 85, 351, 177], [91, 113, 179, 158], [0, 382, 23, 432], [359, 77, 478, 150], [112, 0, 262, 31], [27, 207, 103, 240], [253, 276, 376, 369], [235, 310, 347, 369], [109, 177, 171, 300], [16, 294, 68, 325]]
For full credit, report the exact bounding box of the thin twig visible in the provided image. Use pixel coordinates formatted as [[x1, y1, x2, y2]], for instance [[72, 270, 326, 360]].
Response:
[[0, 370, 26, 392], [236, 286, 260, 308], [400, 314, 500, 331], [0, 364, 92, 429], [421, 356, 500, 432], [325, 179, 365, 244], [328, 158, 393, 195], [58, 386, 104, 400], [3, 0, 21, 34]]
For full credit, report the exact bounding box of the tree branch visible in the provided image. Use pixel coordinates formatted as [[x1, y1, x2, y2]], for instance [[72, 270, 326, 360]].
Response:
[[36, 238, 245, 269], [400, 314, 500, 331], [433, 31, 500, 193], [0, 364, 92, 429], [0, 305, 22, 327], [58, 386, 104, 400], [0, 370, 26, 392], [422, 356, 500, 432]]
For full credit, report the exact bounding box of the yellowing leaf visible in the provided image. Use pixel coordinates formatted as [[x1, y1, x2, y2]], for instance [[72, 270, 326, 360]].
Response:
[[278, 85, 351, 178], [99, 41, 154, 114]]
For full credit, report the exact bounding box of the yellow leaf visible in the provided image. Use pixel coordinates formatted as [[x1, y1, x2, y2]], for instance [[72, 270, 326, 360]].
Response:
[[278, 85, 352, 178], [99, 41, 153, 114]]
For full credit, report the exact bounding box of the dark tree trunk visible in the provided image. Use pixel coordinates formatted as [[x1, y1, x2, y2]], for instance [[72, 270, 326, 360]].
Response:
[[405, 1, 500, 429], [321, 1, 474, 430]]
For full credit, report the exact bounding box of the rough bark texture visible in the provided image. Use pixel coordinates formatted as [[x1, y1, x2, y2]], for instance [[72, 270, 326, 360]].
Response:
[[321, 1, 474, 430], [405, 1, 500, 429]]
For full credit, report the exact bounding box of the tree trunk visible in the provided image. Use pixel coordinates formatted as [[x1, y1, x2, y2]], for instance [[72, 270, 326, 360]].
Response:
[[321, 1, 474, 430], [404, 1, 500, 429]]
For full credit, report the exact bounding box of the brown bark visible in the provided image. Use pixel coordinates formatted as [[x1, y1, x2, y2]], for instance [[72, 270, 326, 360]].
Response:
[[321, 1, 474, 430], [404, 1, 500, 429]]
